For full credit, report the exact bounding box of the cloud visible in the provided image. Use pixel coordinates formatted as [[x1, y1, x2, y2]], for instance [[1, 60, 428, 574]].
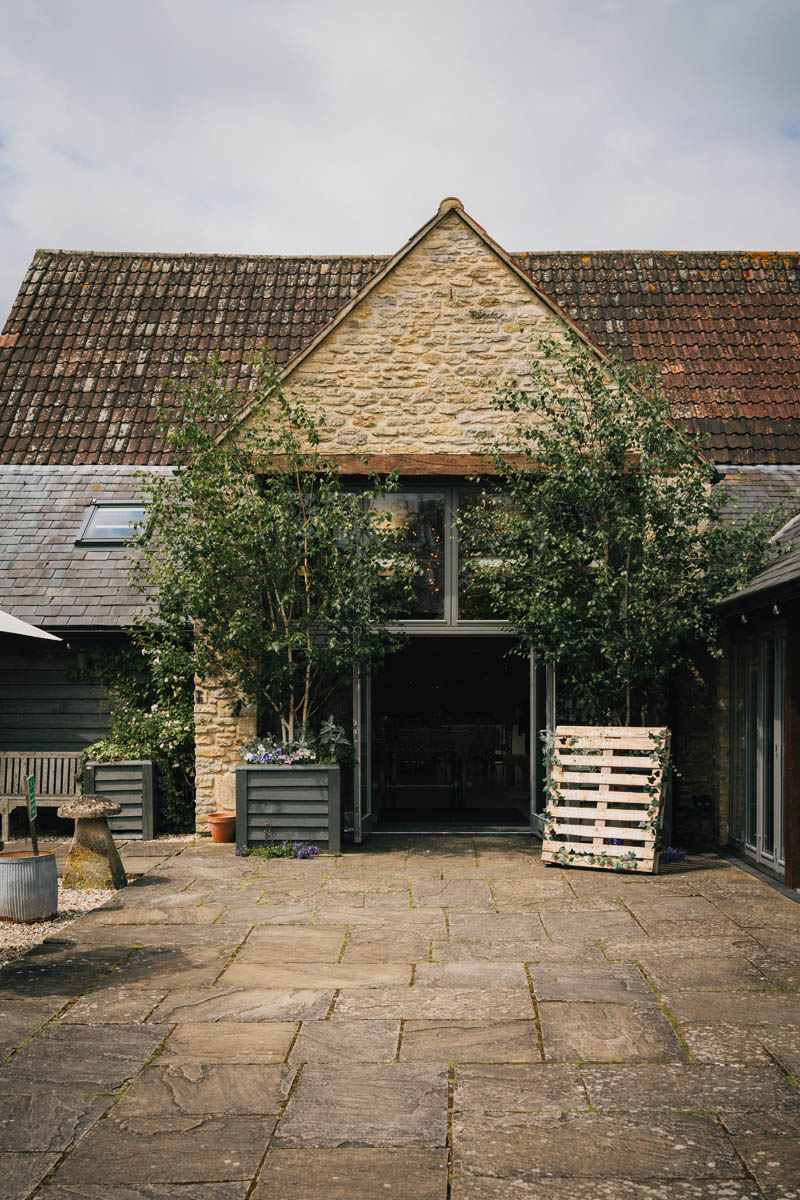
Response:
[[0, 0, 798, 319]]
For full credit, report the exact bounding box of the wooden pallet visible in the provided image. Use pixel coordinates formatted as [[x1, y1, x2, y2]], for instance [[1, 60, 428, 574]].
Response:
[[541, 725, 671, 874]]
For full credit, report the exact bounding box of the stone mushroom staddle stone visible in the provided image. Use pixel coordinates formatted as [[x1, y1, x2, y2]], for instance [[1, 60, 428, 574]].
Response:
[[58, 794, 127, 890]]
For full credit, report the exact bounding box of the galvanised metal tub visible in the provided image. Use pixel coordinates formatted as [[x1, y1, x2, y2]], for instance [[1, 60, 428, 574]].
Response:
[[0, 850, 58, 922]]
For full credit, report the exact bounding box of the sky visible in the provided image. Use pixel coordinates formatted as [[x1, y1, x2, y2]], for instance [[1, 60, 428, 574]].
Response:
[[0, 0, 798, 321]]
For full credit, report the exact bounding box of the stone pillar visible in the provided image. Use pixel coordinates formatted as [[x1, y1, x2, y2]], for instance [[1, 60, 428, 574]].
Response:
[[194, 679, 257, 833]]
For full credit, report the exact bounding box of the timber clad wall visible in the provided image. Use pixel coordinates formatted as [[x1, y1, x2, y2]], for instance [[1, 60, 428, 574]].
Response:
[[669, 649, 727, 850], [0, 639, 111, 752], [244, 211, 572, 455]]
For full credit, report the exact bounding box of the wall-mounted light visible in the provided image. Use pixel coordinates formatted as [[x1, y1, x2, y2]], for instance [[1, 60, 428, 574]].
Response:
[[772, 604, 781, 615], [740, 613, 748, 624]]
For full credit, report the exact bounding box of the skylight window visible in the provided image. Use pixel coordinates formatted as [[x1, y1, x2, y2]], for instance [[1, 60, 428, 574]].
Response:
[[77, 501, 145, 545]]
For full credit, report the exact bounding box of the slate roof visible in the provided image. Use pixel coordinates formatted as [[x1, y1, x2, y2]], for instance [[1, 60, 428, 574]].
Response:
[[0, 465, 169, 628], [721, 532, 800, 609], [1, 245, 798, 466], [718, 467, 800, 608], [716, 466, 800, 527]]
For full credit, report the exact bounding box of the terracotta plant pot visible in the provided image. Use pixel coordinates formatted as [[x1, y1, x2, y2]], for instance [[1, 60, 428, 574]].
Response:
[[207, 812, 237, 843]]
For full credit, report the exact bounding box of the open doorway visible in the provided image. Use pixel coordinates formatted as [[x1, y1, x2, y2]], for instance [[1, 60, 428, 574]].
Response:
[[371, 637, 531, 830]]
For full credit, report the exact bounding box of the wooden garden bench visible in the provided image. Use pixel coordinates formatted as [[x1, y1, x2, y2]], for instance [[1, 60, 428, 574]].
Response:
[[0, 752, 82, 842]]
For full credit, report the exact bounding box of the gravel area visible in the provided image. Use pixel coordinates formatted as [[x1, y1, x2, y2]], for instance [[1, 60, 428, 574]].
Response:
[[0, 879, 114, 968]]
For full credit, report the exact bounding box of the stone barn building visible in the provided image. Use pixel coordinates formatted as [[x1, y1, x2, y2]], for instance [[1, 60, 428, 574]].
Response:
[[1, 199, 798, 885]]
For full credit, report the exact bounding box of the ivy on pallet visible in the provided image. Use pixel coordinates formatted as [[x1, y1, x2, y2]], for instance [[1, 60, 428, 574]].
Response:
[[541, 725, 671, 874]]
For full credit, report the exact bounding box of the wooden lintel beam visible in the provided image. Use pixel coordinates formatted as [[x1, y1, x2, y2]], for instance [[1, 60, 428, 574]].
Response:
[[328, 453, 518, 476], [255, 453, 526, 476], [255, 451, 645, 476]]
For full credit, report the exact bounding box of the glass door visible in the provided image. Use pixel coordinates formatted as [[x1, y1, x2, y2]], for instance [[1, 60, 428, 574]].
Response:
[[730, 626, 786, 875], [527, 657, 546, 835], [353, 664, 372, 843], [353, 484, 545, 835]]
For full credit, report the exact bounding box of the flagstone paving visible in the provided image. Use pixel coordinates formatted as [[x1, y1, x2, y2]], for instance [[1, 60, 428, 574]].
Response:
[[0, 835, 798, 1198]]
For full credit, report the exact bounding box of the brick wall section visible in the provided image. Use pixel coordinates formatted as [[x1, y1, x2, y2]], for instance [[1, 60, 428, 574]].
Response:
[[245, 211, 573, 455], [194, 679, 256, 831]]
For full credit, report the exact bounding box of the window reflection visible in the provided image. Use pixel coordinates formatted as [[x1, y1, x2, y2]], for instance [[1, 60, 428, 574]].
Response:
[[458, 491, 510, 620], [730, 630, 786, 868], [371, 493, 446, 618], [762, 637, 775, 857], [81, 504, 145, 543]]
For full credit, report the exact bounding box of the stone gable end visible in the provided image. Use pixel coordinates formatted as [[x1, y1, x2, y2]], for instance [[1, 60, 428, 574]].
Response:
[[241, 210, 574, 454]]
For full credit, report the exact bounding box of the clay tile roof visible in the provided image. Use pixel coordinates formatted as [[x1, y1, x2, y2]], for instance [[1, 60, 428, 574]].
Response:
[[1, 247, 799, 466], [0, 251, 385, 466], [514, 251, 800, 464]]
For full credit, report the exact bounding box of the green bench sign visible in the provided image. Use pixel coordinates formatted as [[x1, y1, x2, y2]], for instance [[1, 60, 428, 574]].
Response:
[[26, 775, 39, 855], [27, 775, 37, 820]]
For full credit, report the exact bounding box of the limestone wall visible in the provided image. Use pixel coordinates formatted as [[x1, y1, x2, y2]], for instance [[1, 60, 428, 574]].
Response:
[[243, 210, 573, 455], [194, 678, 256, 832]]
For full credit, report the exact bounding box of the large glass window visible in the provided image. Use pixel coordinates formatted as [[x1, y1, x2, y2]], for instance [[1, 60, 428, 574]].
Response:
[[368, 486, 510, 626], [370, 637, 530, 827], [746, 647, 759, 848], [762, 637, 776, 857], [457, 491, 512, 621], [371, 492, 446, 618]]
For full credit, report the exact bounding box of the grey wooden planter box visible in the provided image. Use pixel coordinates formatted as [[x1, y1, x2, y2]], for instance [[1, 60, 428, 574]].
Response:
[[236, 765, 340, 854], [84, 760, 156, 841]]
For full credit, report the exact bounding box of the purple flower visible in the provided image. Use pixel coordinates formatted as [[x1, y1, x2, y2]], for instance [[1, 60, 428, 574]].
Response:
[[296, 844, 320, 859]]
